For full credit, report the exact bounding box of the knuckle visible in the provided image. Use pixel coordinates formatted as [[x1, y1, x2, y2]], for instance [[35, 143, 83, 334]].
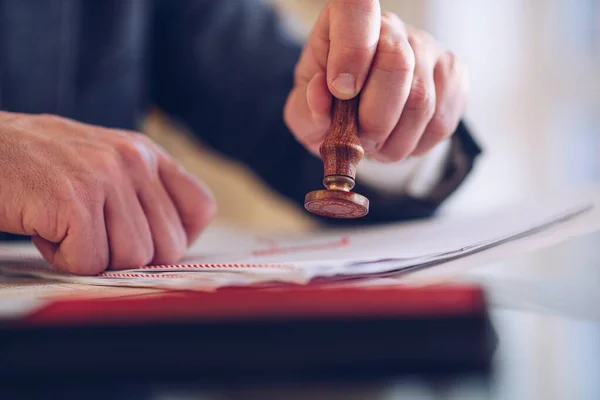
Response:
[[375, 36, 414, 74], [405, 79, 435, 114], [128, 130, 155, 148], [115, 138, 154, 175], [380, 13, 407, 37], [374, 22, 414, 76], [381, 11, 399, 22], [436, 51, 459, 80], [380, 12, 407, 32], [70, 171, 104, 208], [408, 28, 435, 47], [427, 112, 454, 141], [95, 151, 124, 181]]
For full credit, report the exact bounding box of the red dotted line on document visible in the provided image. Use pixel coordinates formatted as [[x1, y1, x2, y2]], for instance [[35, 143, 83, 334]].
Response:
[[98, 272, 216, 280], [137, 263, 297, 271]]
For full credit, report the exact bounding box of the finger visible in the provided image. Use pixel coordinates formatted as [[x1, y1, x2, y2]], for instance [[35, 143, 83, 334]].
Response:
[[158, 157, 217, 246], [327, 0, 381, 99], [34, 195, 109, 275], [138, 175, 187, 265], [377, 29, 441, 162], [411, 52, 468, 156], [284, 73, 331, 156], [104, 183, 154, 270], [358, 12, 414, 154], [110, 134, 190, 263]]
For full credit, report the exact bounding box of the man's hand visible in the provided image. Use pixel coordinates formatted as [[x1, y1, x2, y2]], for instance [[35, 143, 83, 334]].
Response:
[[0, 112, 216, 275], [284, 0, 468, 162]]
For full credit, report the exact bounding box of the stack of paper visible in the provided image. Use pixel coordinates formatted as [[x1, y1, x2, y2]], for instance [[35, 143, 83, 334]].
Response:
[[0, 197, 597, 291]]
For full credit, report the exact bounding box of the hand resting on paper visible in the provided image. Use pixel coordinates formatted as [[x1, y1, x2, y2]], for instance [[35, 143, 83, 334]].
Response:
[[0, 111, 216, 275], [285, 0, 468, 162]]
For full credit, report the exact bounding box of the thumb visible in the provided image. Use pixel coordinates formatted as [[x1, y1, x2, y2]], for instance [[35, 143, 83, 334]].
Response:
[[327, 0, 381, 99]]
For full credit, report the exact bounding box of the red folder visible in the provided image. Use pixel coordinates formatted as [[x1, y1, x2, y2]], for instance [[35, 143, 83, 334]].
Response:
[[0, 283, 495, 392], [17, 284, 486, 327]]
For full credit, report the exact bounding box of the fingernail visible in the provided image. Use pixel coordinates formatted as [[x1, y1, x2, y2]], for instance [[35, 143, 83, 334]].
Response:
[[332, 73, 356, 97], [361, 139, 378, 153]]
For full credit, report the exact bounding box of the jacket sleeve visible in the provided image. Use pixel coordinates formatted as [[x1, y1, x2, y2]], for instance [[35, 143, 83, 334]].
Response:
[[149, 0, 482, 226]]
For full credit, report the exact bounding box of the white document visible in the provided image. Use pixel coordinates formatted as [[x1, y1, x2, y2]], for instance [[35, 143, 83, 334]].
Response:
[[0, 196, 597, 291]]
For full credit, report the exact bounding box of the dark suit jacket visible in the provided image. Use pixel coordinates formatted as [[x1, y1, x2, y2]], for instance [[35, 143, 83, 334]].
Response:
[[0, 0, 481, 241]]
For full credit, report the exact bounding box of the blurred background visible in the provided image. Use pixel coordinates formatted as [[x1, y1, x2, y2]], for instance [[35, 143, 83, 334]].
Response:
[[147, 0, 599, 233]]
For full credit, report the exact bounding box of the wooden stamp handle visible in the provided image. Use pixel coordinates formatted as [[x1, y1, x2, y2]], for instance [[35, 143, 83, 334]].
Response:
[[305, 97, 369, 218], [319, 97, 364, 185]]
